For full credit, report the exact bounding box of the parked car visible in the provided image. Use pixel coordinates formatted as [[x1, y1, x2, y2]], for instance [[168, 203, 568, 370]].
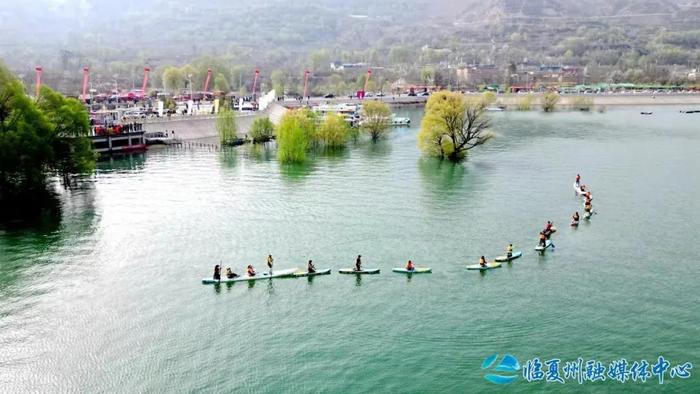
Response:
[[323, 93, 335, 99]]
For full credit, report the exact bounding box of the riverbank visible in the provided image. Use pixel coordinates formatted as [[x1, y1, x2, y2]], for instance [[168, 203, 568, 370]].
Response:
[[142, 96, 700, 143]]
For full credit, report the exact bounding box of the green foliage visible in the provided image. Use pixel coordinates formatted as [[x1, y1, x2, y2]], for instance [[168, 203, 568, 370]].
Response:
[[418, 91, 493, 162], [317, 113, 350, 148], [516, 94, 535, 111], [542, 92, 560, 112], [0, 62, 95, 196], [271, 70, 286, 97], [360, 101, 391, 141], [162, 66, 184, 93], [571, 96, 594, 111], [213, 73, 230, 92], [216, 108, 238, 145], [481, 91, 497, 107], [276, 109, 316, 163], [250, 117, 275, 143]]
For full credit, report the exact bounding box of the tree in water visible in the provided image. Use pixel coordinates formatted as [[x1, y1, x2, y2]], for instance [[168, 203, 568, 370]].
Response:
[[317, 113, 351, 148], [360, 100, 390, 141], [542, 92, 560, 112], [249, 117, 275, 143], [418, 91, 493, 162], [276, 109, 316, 163], [216, 108, 238, 145], [0, 62, 96, 214]]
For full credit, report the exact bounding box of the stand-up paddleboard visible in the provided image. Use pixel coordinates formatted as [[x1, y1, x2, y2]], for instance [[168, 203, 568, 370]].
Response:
[[392, 267, 432, 274], [535, 240, 553, 252], [494, 251, 523, 262], [202, 268, 298, 284], [294, 268, 331, 277], [339, 268, 380, 275], [467, 262, 502, 271]]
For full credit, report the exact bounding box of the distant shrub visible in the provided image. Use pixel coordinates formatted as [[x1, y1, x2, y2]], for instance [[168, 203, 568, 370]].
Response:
[[250, 117, 275, 143]]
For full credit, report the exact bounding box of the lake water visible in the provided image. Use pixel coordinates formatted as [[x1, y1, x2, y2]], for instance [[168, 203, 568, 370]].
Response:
[[1, 107, 699, 392]]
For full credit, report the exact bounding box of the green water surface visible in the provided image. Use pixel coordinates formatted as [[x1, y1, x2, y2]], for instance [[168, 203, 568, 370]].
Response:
[[1, 107, 699, 392]]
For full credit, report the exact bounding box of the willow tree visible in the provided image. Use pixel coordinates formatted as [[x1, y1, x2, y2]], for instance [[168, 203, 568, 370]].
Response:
[[542, 92, 560, 112], [317, 113, 350, 148], [1, 62, 95, 199], [276, 109, 317, 163], [360, 100, 391, 141], [250, 117, 275, 143], [418, 91, 493, 162], [217, 108, 238, 145]]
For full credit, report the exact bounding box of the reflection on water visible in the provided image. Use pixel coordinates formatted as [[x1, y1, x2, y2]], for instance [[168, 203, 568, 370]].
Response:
[[245, 143, 275, 162], [360, 139, 392, 159], [279, 160, 316, 182], [417, 157, 466, 196], [219, 148, 238, 168], [96, 153, 146, 173], [0, 184, 62, 231]]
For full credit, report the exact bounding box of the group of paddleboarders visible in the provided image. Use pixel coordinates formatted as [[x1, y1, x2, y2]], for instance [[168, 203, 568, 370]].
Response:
[[213, 254, 321, 280], [572, 175, 595, 226]]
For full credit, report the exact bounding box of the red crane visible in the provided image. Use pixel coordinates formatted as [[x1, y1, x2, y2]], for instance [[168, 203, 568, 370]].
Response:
[[357, 68, 372, 100], [81, 67, 90, 102], [141, 67, 150, 96], [251, 69, 260, 99], [34, 66, 42, 98], [202, 68, 212, 92], [302, 70, 310, 99]]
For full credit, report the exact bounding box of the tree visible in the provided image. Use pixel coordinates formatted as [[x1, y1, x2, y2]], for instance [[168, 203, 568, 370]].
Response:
[[572, 96, 594, 111], [162, 66, 184, 93], [0, 62, 95, 199], [271, 70, 286, 97], [542, 92, 560, 112], [216, 108, 238, 145], [37, 86, 96, 179], [516, 93, 535, 111], [317, 113, 350, 148], [250, 117, 275, 143], [213, 73, 230, 93], [418, 91, 493, 162], [276, 109, 316, 163], [481, 91, 497, 107], [310, 49, 331, 72], [360, 101, 391, 141]]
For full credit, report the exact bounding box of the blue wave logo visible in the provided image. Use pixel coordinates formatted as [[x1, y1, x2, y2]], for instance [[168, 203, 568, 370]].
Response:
[[482, 353, 521, 385]]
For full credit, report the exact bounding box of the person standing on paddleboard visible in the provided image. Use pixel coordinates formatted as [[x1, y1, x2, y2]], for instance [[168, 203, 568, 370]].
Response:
[[267, 254, 274, 274], [355, 255, 362, 271], [213, 265, 221, 281], [507, 244, 513, 259], [479, 256, 488, 268], [539, 232, 547, 247], [575, 174, 581, 187], [307, 260, 316, 273]]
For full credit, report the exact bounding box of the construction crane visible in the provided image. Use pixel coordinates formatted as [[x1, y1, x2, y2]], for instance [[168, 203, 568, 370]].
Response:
[[141, 67, 150, 96], [202, 68, 212, 92], [81, 67, 90, 102], [357, 68, 372, 99], [34, 66, 42, 98], [302, 70, 310, 99], [251, 69, 260, 100]]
